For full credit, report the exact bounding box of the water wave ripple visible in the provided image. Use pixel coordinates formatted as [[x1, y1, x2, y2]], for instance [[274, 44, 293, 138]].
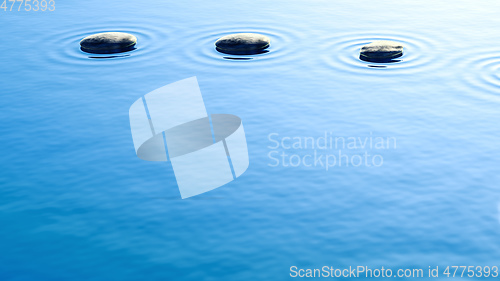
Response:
[[316, 31, 445, 75], [459, 49, 500, 100], [176, 22, 308, 73], [40, 20, 175, 69]]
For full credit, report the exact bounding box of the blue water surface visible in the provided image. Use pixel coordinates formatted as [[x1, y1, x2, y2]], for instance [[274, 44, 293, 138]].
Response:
[[1, 0, 500, 280]]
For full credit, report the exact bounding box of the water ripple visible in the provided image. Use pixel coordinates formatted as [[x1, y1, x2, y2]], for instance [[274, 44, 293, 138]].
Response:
[[316, 31, 444, 75], [176, 22, 307, 73], [40, 20, 175, 69], [459, 49, 500, 100]]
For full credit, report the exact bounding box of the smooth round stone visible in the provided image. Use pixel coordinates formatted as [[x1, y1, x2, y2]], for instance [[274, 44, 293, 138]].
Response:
[[80, 32, 137, 54], [360, 40, 403, 61], [215, 33, 270, 55]]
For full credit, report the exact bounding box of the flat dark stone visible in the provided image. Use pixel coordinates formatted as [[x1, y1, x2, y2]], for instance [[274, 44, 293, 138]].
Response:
[[215, 33, 270, 55], [80, 32, 137, 54], [360, 40, 403, 61]]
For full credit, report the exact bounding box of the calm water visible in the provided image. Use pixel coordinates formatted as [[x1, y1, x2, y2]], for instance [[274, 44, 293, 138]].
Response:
[[2, 0, 500, 280]]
